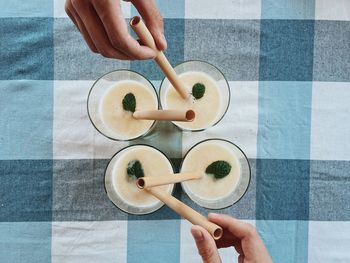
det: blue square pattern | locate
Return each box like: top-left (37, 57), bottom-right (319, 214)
top-left (127, 220), bottom-right (181, 263)
top-left (257, 81), bottom-right (312, 160)
top-left (310, 160), bottom-right (350, 221)
top-left (0, 80), bottom-right (53, 159)
top-left (0, 160), bottom-right (52, 222)
top-left (256, 159), bottom-right (310, 220)
top-left (257, 220), bottom-right (308, 263)
top-left (130, 19), bottom-right (185, 80)
top-left (0, 18), bottom-right (53, 80)
top-left (52, 159), bottom-right (128, 221)
top-left (313, 21), bottom-right (350, 82)
top-left (261, 0), bottom-right (315, 19)
top-left (184, 19), bottom-right (260, 81)
top-left (259, 20), bottom-right (314, 81)
top-left (0, 222), bottom-right (51, 263)
top-left (0, 0), bottom-right (52, 17)
top-left (0, 80), bottom-right (53, 160)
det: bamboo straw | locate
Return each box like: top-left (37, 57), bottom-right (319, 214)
top-left (133, 109), bottom-right (195, 122)
top-left (146, 187), bottom-right (223, 240)
top-left (136, 171), bottom-right (202, 189)
top-left (130, 16), bottom-right (189, 100)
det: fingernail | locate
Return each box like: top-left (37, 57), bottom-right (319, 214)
top-left (192, 228), bottom-right (204, 242)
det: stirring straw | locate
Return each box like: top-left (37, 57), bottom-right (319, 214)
top-left (130, 16), bottom-right (189, 100)
top-left (133, 109), bottom-right (195, 122)
top-left (136, 171), bottom-right (202, 189)
top-left (146, 187), bottom-right (223, 240)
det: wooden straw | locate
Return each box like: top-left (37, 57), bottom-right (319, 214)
top-left (136, 171), bottom-right (203, 189)
top-left (146, 187), bottom-right (223, 240)
top-left (130, 16), bottom-right (189, 100)
top-left (133, 109), bottom-right (195, 122)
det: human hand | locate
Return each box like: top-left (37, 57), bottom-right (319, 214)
top-left (65, 0), bottom-right (167, 60)
top-left (191, 213), bottom-right (272, 263)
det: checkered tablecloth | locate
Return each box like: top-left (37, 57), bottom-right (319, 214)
top-left (1, 0), bottom-right (350, 262)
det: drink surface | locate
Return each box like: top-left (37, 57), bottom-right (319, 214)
top-left (113, 146), bottom-right (173, 207)
top-left (100, 80), bottom-right (158, 140)
top-left (165, 71), bottom-right (221, 130)
top-left (181, 140), bottom-right (241, 201)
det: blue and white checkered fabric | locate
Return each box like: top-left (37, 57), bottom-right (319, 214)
top-left (1, 0), bottom-right (350, 262)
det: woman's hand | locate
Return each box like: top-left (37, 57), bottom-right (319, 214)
top-left (191, 213), bottom-right (273, 263)
top-left (65, 0), bottom-right (167, 60)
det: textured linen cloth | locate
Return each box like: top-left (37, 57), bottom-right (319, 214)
top-left (0, 0), bottom-right (350, 262)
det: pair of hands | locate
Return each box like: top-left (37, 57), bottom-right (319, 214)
top-left (65, 0), bottom-right (166, 60)
top-left (65, 2), bottom-right (272, 262)
top-left (191, 213), bottom-right (272, 263)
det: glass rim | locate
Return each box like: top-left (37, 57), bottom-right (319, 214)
top-left (87, 69), bottom-right (160, 142)
top-left (180, 138), bottom-right (251, 210)
top-left (159, 60), bottom-right (231, 132)
top-left (103, 143), bottom-right (176, 215)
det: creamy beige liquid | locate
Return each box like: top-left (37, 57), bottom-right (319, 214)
top-left (113, 146), bottom-right (173, 207)
top-left (181, 141), bottom-right (241, 200)
top-left (164, 71), bottom-right (221, 130)
top-left (100, 81), bottom-right (158, 140)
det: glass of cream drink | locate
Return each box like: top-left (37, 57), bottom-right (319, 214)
top-left (88, 70), bottom-right (158, 141)
top-left (159, 60), bottom-right (230, 131)
top-left (105, 145), bottom-right (175, 214)
top-left (180, 139), bottom-right (250, 209)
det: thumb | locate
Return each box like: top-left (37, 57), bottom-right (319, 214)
top-left (191, 225), bottom-right (221, 263)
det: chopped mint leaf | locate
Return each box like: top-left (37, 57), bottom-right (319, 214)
top-left (127, 160), bottom-right (144, 179)
top-left (122, 93), bottom-right (136, 112)
top-left (205, 160), bottom-right (231, 179)
top-left (192, 83), bottom-right (205, 99)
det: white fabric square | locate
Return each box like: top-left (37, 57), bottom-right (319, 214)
top-left (182, 81), bottom-right (258, 159)
top-left (315, 0), bottom-right (350, 21)
top-left (52, 221), bottom-right (127, 263)
top-left (308, 221), bottom-right (350, 263)
top-left (311, 82), bottom-right (350, 160)
top-left (53, 81), bottom-right (129, 159)
top-left (180, 219), bottom-right (255, 263)
top-left (185, 0), bottom-right (261, 19)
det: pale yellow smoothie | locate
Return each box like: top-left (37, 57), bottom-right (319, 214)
top-left (164, 71), bottom-right (221, 130)
top-left (181, 140), bottom-right (241, 201)
top-left (112, 145), bottom-right (173, 207)
top-left (99, 80), bottom-right (158, 140)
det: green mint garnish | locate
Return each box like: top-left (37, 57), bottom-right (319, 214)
top-left (122, 93), bottom-right (136, 112)
top-left (127, 160), bottom-right (144, 179)
top-left (205, 160), bottom-right (231, 179)
top-left (192, 83), bottom-right (205, 99)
